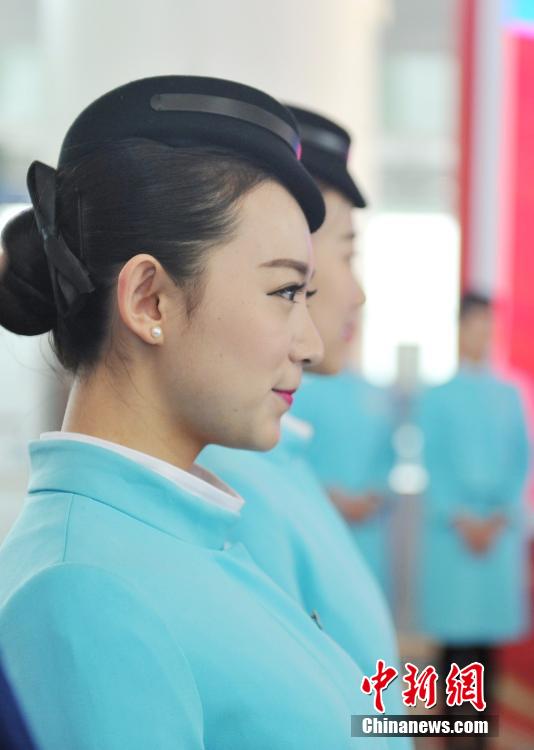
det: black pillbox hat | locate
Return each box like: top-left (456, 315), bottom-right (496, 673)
top-left (286, 105), bottom-right (367, 208)
top-left (58, 76), bottom-right (325, 232)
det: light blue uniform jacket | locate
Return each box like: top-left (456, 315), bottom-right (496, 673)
top-left (416, 368), bottom-right (531, 643)
top-left (291, 371), bottom-right (396, 594)
top-left (201, 422), bottom-right (412, 744)
top-left (0, 439), bottom-right (387, 750)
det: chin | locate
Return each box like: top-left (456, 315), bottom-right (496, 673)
top-left (226, 419), bottom-right (281, 453)
top-left (252, 422), bottom-right (281, 452)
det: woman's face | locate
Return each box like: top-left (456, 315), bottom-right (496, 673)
top-left (160, 181), bottom-right (324, 452)
top-left (306, 188), bottom-right (365, 375)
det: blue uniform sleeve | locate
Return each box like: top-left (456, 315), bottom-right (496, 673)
top-left (0, 564), bottom-right (205, 750)
top-left (225, 472), bottom-right (304, 604)
top-left (416, 389), bottom-right (469, 525)
top-left (490, 386), bottom-right (531, 524)
top-left (367, 389), bottom-right (396, 500)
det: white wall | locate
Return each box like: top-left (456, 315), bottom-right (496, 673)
top-left (35, 0), bottom-right (387, 191)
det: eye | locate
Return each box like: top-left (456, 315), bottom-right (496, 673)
top-left (268, 283), bottom-right (307, 303)
top-left (306, 289), bottom-right (318, 300)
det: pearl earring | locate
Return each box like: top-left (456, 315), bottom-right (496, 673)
top-left (151, 326), bottom-right (162, 339)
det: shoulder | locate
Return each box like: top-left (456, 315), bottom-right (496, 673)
top-left (0, 561), bottom-right (200, 699)
top-left (490, 373), bottom-right (522, 397)
top-left (0, 563), bottom-right (205, 749)
top-left (363, 380), bottom-right (392, 415)
top-left (1, 562), bottom-right (154, 633)
top-left (416, 379), bottom-right (452, 407)
top-left (291, 374), bottom-right (324, 414)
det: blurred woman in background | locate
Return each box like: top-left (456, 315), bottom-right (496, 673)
top-left (201, 107), bottom-right (410, 742)
top-left (416, 291), bottom-right (530, 748)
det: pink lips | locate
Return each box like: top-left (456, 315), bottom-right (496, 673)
top-left (273, 390), bottom-right (295, 407)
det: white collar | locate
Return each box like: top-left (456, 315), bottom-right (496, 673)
top-left (40, 431), bottom-right (244, 514)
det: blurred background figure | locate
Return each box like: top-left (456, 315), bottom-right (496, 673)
top-left (200, 106), bottom-right (413, 740)
top-left (415, 291), bottom-right (530, 748)
top-left (288, 101), bottom-right (400, 600)
top-left (292, 347), bottom-right (397, 599)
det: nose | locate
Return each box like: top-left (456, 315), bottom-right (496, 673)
top-left (290, 304), bottom-right (324, 367)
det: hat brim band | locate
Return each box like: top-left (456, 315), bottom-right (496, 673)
top-left (299, 123), bottom-right (349, 161)
top-left (150, 93), bottom-right (300, 157)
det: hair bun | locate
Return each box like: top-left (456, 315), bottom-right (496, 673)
top-left (0, 209), bottom-right (57, 335)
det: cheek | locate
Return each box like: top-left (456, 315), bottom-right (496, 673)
top-left (195, 295), bottom-right (291, 381)
top-left (314, 270), bottom-right (348, 333)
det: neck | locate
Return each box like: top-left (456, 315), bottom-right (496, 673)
top-left (62, 364), bottom-right (201, 471)
top-left (459, 353), bottom-right (486, 369)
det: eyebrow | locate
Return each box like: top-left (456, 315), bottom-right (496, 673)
top-left (341, 230), bottom-right (357, 241)
top-left (259, 258), bottom-right (310, 277)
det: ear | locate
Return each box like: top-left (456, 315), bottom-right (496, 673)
top-left (116, 254), bottom-right (177, 345)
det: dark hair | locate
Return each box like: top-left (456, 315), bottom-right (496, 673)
top-left (0, 139), bottom-right (273, 373)
top-left (459, 290), bottom-right (492, 320)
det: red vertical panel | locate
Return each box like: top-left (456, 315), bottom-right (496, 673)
top-left (494, 31), bottom-right (534, 512)
top-left (494, 29), bottom-right (519, 372)
top-left (506, 34), bottom-right (534, 374)
top-left (496, 31), bottom-right (534, 377)
top-left (491, 36), bottom-right (534, 741)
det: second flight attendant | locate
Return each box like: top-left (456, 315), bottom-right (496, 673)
top-left (201, 106), bottom-right (410, 745)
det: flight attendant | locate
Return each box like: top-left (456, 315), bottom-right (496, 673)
top-left (0, 77), bottom-right (387, 749)
top-left (292, 366), bottom-right (396, 595)
top-left (416, 291), bottom-right (530, 743)
top-left (284, 109), bottom-right (396, 599)
top-left (201, 107), bottom-right (410, 738)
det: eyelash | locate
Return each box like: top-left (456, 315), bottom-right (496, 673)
top-left (269, 284), bottom-right (318, 304)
